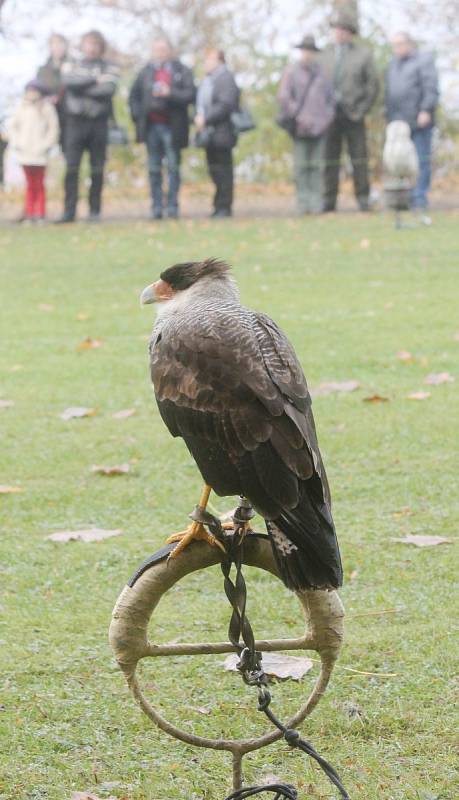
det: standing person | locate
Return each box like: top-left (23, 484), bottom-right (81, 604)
top-left (129, 38), bottom-right (195, 220)
top-left (195, 49), bottom-right (240, 218)
top-left (57, 30), bottom-right (119, 223)
top-left (385, 32), bottom-right (439, 212)
top-left (37, 33), bottom-right (68, 145)
top-left (277, 35), bottom-right (335, 215)
top-left (321, 13), bottom-right (379, 212)
top-left (7, 80), bottom-right (58, 222)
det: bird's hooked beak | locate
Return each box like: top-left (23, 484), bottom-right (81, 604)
top-left (140, 283), bottom-right (156, 305)
top-left (140, 279), bottom-right (174, 306)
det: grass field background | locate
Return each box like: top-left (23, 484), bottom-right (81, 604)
top-left (0, 212), bottom-right (457, 800)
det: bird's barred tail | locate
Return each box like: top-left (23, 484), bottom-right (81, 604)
top-left (266, 490), bottom-right (343, 592)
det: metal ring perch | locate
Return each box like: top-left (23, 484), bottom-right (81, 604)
top-left (109, 533), bottom-right (345, 793)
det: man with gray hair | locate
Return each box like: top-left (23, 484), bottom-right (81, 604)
top-left (385, 32), bottom-right (439, 210)
top-left (129, 38), bottom-right (195, 219)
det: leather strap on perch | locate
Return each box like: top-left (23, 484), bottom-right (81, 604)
top-left (109, 533), bottom-right (345, 794)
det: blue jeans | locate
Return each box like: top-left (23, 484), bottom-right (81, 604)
top-left (146, 123), bottom-right (181, 216)
top-left (411, 126), bottom-right (433, 208)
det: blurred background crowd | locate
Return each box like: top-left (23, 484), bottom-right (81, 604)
top-left (0, 0), bottom-right (457, 222)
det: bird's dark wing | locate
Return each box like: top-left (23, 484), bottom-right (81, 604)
top-left (150, 309), bottom-right (328, 508)
top-left (251, 311), bottom-right (331, 505)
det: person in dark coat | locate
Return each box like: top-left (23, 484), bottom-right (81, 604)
top-left (129, 38), bottom-right (196, 219)
top-left (385, 32), bottom-right (439, 210)
top-left (321, 12), bottom-right (379, 212)
top-left (56, 30), bottom-right (119, 223)
top-left (195, 49), bottom-right (240, 218)
top-left (36, 33), bottom-right (68, 145)
top-left (278, 35), bottom-right (335, 214)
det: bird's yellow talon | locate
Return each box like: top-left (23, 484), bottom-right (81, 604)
top-left (166, 520), bottom-right (226, 560)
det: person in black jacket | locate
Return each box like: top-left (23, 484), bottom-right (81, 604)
top-left (56, 30), bottom-right (119, 223)
top-left (195, 49), bottom-right (240, 218)
top-left (129, 38), bottom-right (196, 220)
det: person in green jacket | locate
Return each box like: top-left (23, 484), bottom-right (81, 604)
top-left (321, 12), bottom-right (379, 212)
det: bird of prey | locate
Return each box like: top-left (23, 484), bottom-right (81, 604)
top-left (141, 259), bottom-right (343, 592)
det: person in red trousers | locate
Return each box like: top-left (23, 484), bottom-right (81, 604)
top-left (7, 80), bottom-right (59, 222)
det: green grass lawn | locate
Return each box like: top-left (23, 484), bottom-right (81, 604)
top-left (0, 212), bottom-right (457, 800)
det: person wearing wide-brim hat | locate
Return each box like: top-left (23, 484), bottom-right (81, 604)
top-left (321, 12), bottom-right (379, 212)
top-left (277, 34), bottom-right (335, 214)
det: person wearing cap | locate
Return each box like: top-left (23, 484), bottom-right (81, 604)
top-left (6, 80), bottom-right (59, 222)
top-left (278, 35), bottom-right (335, 214)
top-left (385, 32), bottom-right (439, 211)
top-left (57, 30), bottom-right (120, 223)
top-left (321, 12), bottom-right (379, 212)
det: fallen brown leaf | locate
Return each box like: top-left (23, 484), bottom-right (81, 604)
top-left (360, 238), bottom-right (371, 248)
top-left (90, 463), bottom-right (130, 476)
top-left (60, 407), bottom-right (96, 420)
top-left (392, 507), bottom-right (414, 518)
top-left (311, 380), bottom-right (360, 397)
top-left (224, 652), bottom-right (313, 681)
top-left (71, 793), bottom-right (119, 800)
top-left (363, 395), bottom-right (389, 403)
top-left (392, 534), bottom-right (452, 548)
top-left (424, 372), bottom-right (454, 385)
top-left (0, 485), bottom-right (22, 494)
top-left (112, 408), bottom-right (136, 419)
top-left (396, 350), bottom-right (414, 363)
top-left (0, 399), bottom-right (14, 410)
top-left (47, 528), bottom-right (122, 543)
top-left (407, 391), bottom-right (431, 400)
top-left (77, 337), bottom-right (102, 351)
top-left (37, 303), bottom-right (54, 312)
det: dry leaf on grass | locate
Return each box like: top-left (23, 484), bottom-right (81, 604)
top-left (392, 507), bottom-right (414, 519)
top-left (424, 372), bottom-right (454, 385)
top-left (0, 485), bottom-right (22, 494)
top-left (0, 399), bottom-right (14, 410)
top-left (112, 408), bottom-right (136, 419)
top-left (60, 407), bottom-right (96, 420)
top-left (47, 528), bottom-right (122, 543)
top-left (396, 350), bottom-right (414, 363)
top-left (407, 391), bottom-right (431, 400)
top-left (190, 705), bottom-right (212, 715)
top-left (224, 652), bottom-right (313, 681)
top-left (363, 394), bottom-right (389, 403)
top-left (311, 380), bottom-right (360, 397)
top-left (72, 793), bottom-right (119, 800)
top-left (392, 534), bottom-right (452, 548)
top-left (77, 337), bottom-right (102, 350)
top-left (453, 331), bottom-right (459, 342)
top-left (360, 238), bottom-right (371, 248)
top-left (37, 303), bottom-right (54, 312)
top-left (90, 463), bottom-right (130, 476)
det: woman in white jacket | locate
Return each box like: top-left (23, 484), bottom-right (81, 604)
top-left (8, 80), bottom-right (59, 221)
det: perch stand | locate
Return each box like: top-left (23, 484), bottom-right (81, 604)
top-left (109, 534), bottom-right (345, 794)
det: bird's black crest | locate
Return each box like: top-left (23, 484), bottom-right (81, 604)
top-left (160, 258), bottom-right (231, 291)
